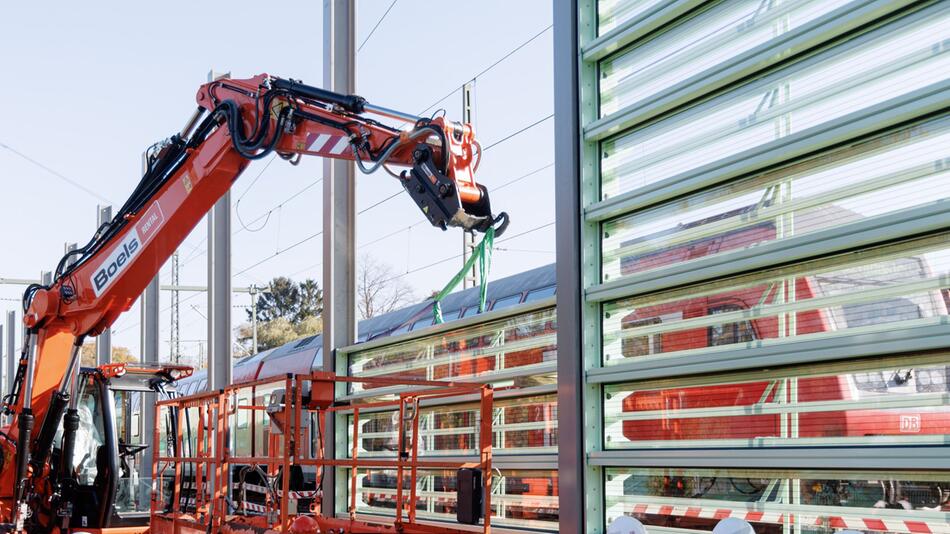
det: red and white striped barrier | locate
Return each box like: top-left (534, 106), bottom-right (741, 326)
top-left (232, 482), bottom-right (319, 500)
top-left (622, 503), bottom-right (950, 534)
top-left (240, 501), bottom-right (269, 513)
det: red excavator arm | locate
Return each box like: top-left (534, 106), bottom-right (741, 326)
top-left (0, 73), bottom-right (508, 532)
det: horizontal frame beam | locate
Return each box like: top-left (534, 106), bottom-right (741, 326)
top-left (587, 322), bottom-right (950, 383)
top-left (582, 0), bottom-right (704, 62)
top-left (589, 446), bottom-right (950, 470)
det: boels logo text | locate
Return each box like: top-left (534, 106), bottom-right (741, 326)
top-left (91, 202), bottom-right (165, 297)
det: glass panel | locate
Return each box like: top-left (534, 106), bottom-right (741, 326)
top-left (525, 285), bottom-right (556, 302)
top-left (602, 234), bottom-right (950, 365)
top-left (114, 477), bottom-right (153, 514)
top-left (348, 307), bottom-right (557, 395)
top-left (54, 378), bottom-right (106, 486)
top-left (600, 0), bottom-right (851, 117)
top-left (411, 317), bottom-right (433, 331)
top-left (347, 468), bottom-right (559, 530)
top-left (605, 467), bottom-right (950, 533)
top-left (347, 394), bottom-right (558, 457)
top-left (605, 355), bottom-right (950, 448)
top-left (492, 294), bottom-right (524, 310)
top-left (600, 9), bottom-right (950, 199)
top-left (602, 116), bottom-right (950, 283)
top-left (598, 0), bottom-right (667, 35)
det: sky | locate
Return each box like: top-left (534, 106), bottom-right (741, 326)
top-left (0, 1), bottom-right (555, 362)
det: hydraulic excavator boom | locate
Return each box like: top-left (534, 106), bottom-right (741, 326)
top-left (0, 73), bottom-right (508, 534)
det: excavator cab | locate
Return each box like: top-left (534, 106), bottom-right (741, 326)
top-left (44, 364), bottom-right (190, 531)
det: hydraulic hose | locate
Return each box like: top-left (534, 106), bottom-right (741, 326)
top-left (351, 126), bottom-right (440, 175)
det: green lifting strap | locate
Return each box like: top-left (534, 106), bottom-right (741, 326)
top-left (433, 226), bottom-right (495, 324)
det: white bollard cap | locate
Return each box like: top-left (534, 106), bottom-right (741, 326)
top-left (607, 516), bottom-right (648, 534)
top-left (713, 517), bottom-right (756, 534)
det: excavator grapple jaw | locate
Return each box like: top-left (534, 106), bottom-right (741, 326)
top-left (401, 145), bottom-right (509, 236)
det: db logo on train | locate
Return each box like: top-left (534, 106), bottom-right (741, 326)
top-left (900, 414), bottom-right (921, 433)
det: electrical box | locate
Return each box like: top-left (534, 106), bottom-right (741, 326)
top-left (456, 468), bottom-right (483, 525)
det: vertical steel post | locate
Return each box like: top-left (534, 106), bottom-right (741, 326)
top-left (139, 275), bottom-right (160, 480)
top-left (322, 0), bottom-right (356, 518)
top-left (461, 82), bottom-right (478, 289)
top-left (208, 69), bottom-right (233, 392)
top-left (97, 205), bottom-right (113, 365)
top-left (250, 287), bottom-right (259, 355)
top-left (555, 0), bottom-right (584, 533)
top-left (5, 311), bottom-right (14, 421)
top-left (170, 251), bottom-right (181, 363)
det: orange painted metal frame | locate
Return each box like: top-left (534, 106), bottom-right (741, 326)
top-left (150, 372), bottom-right (494, 534)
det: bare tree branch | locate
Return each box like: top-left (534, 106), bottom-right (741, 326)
top-left (358, 254), bottom-right (416, 320)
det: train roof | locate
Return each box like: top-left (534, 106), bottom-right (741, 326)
top-left (175, 263), bottom-right (557, 390)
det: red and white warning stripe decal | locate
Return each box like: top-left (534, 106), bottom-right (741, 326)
top-left (232, 482), bottom-right (318, 500)
top-left (624, 503), bottom-right (950, 534)
top-left (306, 133), bottom-right (351, 156)
top-left (240, 501), bottom-right (269, 513)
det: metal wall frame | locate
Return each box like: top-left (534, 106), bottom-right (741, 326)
top-left (586, 1), bottom-right (946, 222)
top-left (585, 0), bottom-right (914, 139)
top-left (557, 0), bottom-right (950, 532)
top-left (333, 297), bottom-right (561, 531)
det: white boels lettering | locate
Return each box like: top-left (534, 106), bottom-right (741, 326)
top-left (91, 232), bottom-right (141, 296)
top-left (90, 202), bottom-right (166, 297)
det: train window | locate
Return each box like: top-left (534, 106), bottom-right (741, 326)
top-left (853, 371), bottom-right (889, 393)
top-left (411, 317), bottom-right (433, 331)
top-left (460, 306), bottom-right (478, 318)
top-left (708, 305), bottom-right (756, 346)
top-left (621, 317), bottom-right (662, 358)
top-left (525, 285), bottom-right (555, 302)
top-left (841, 298), bottom-right (922, 328)
top-left (492, 294), bottom-right (523, 311)
top-left (916, 366), bottom-right (949, 393)
top-left (391, 323), bottom-right (411, 336)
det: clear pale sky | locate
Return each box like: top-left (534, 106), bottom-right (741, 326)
top-left (0, 1), bottom-right (554, 361)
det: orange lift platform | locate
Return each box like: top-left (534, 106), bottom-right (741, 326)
top-left (150, 372), bottom-right (494, 534)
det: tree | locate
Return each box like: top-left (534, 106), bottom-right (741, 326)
top-left (238, 276), bottom-right (324, 352)
top-left (248, 277), bottom-right (323, 324)
top-left (297, 279), bottom-right (323, 321)
top-left (80, 343), bottom-right (138, 367)
top-left (357, 254), bottom-right (416, 320)
top-left (236, 314), bottom-right (323, 352)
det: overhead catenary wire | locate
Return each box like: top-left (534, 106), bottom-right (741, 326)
top-left (482, 114), bottom-right (554, 152)
top-left (358, 0), bottom-right (399, 52)
top-left (0, 141), bottom-right (115, 204)
top-left (379, 220), bottom-right (555, 284)
top-left (233, 229), bottom-right (323, 279)
top-left (415, 24), bottom-right (553, 118)
top-left (351, 119), bottom-right (554, 215)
